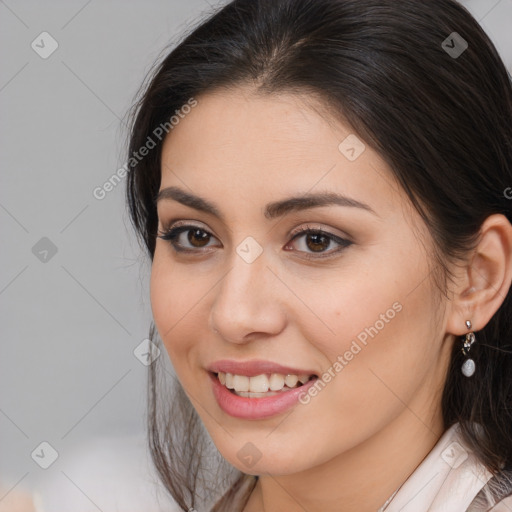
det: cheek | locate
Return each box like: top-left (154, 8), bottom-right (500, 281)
top-left (286, 260), bottom-right (402, 361)
top-left (149, 253), bottom-right (196, 365)
top-left (296, 234), bottom-right (432, 358)
top-left (288, 244), bottom-right (436, 412)
top-left (149, 249), bottom-right (222, 391)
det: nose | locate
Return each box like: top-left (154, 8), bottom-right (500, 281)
top-left (209, 248), bottom-right (286, 344)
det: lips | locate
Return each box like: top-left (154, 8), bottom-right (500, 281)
top-left (206, 359), bottom-right (319, 419)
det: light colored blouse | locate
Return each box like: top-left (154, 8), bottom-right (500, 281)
top-left (382, 423), bottom-right (512, 511)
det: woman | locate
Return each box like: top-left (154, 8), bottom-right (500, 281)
top-left (125, 0), bottom-right (512, 510)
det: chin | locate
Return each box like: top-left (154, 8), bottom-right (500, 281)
top-left (215, 438), bottom-right (319, 476)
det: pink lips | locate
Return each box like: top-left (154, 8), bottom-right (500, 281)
top-left (206, 359), bottom-right (318, 420)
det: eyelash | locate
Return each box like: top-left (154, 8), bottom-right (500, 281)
top-left (156, 222), bottom-right (352, 260)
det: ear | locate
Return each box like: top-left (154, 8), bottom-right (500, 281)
top-left (446, 214), bottom-right (512, 336)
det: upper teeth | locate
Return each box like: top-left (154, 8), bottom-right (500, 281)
top-left (218, 372), bottom-right (312, 393)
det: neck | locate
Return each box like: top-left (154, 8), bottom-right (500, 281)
top-left (243, 405), bottom-right (445, 512)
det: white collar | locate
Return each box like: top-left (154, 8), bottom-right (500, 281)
top-left (384, 423), bottom-right (493, 512)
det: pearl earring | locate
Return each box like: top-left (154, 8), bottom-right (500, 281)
top-left (461, 320), bottom-right (476, 377)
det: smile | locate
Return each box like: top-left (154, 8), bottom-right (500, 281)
top-left (215, 371), bottom-right (314, 397)
top-left (208, 370), bottom-right (319, 420)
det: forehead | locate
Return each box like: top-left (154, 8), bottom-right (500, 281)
top-left (159, 86), bottom-right (406, 219)
top-left (163, 87), bottom-right (342, 158)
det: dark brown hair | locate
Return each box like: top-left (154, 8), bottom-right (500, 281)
top-left (125, 0), bottom-right (512, 510)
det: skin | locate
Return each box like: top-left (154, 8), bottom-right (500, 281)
top-left (150, 85), bottom-right (512, 512)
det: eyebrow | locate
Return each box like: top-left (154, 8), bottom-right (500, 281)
top-left (155, 186), bottom-right (377, 221)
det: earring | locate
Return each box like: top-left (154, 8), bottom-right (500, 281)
top-left (461, 320), bottom-right (476, 377)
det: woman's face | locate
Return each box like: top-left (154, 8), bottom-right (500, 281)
top-left (150, 86), bottom-right (453, 476)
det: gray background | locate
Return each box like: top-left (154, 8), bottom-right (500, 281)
top-left (0, 1), bottom-right (511, 511)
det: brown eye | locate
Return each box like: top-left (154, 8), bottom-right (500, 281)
top-left (187, 228), bottom-right (211, 247)
top-left (157, 225), bottom-right (220, 252)
top-left (286, 227), bottom-right (352, 259)
top-left (303, 233), bottom-right (331, 252)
